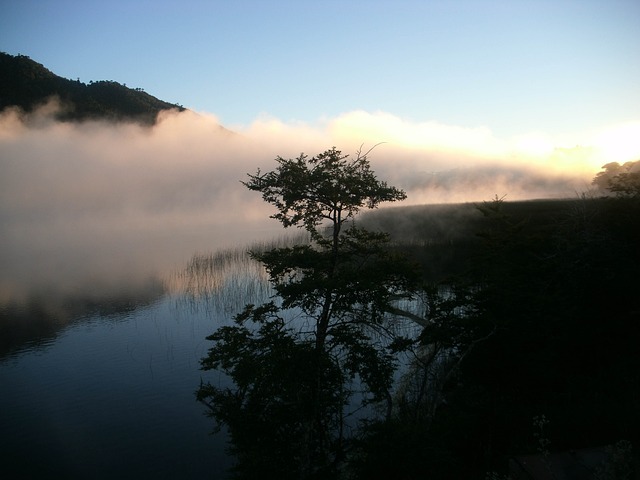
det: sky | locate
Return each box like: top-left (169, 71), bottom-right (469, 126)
top-left (1, 0), bottom-right (640, 301)
top-left (1, 0), bottom-right (639, 139)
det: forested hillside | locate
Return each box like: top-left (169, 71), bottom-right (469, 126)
top-left (0, 52), bottom-right (184, 124)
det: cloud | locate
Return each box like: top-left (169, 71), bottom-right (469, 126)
top-left (0, 106), bottom-right (275, 302)
top-left (0, 103), bottom-right (632, 303)
top-left (234, 110), bottom-right (621, 203)
top-left (327, 110), bottom-right (505, 159)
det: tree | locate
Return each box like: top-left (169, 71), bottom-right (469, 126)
top-left (608, 170), bottom-right (640, 198)
top-left (197, 147), bottom-right (415, 478)
top-left (592, 160), bottom-right (640, 198)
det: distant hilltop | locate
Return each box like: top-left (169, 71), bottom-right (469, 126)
top-left (0, 52), bottom-right (186, 124)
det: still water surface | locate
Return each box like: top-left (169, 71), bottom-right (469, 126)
top-left (0, 236), bottom-right (419, 479)
top-left (0, 250), bottom-right (271, 479)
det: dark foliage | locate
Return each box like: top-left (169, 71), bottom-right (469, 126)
top-left (197, 308), bottom-right (343, 480)
top-left (350, 195), bottom-right (640, 479)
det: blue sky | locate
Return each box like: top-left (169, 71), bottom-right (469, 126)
top-left (2, 0), bottom-right (638, 139)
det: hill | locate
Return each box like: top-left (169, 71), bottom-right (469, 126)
top-left (0, 52), bottom-right (185, 124)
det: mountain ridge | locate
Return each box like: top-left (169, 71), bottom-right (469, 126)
top-left (0, 52), bottom-right (186, 124)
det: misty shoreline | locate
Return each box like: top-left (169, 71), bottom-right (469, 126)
top-left (0, 195), bottom-right (593, 359)
top-left (0, 104), bottom-right (606, 358)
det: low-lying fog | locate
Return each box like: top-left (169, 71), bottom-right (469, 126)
top-left (0, 102), bottom-right (615, 306)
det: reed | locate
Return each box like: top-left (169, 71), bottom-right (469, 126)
top-left (168, 232), bottom-right (310, 317)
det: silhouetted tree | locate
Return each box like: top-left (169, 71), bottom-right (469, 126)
top-left (197, 147), bottom-right (415, 478)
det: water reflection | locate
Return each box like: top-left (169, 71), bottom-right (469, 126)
top-left (0, 277), bottom-right (166, 360)
top-left (0, 235), bottom-right (294, 359)
top-left (0, 239), bottom-right (285, 479)
top-left (1, 231), bottom-right (429, 479)
top-left (0, 294), bottom-right (233, 478)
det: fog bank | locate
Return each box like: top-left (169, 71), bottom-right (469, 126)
top-left (1, 104), bottom-right (627, 303)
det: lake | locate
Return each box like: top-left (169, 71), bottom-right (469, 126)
top-left (0, 247), bottom-right (274, 479)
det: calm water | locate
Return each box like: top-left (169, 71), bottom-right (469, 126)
top-left (0, 250), bottom-right (272, 479)
top-left (0, 238), bottom-right (421, 479)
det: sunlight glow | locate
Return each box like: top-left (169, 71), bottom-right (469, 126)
top-left (511, 133), bottom-right (555, 158)
top-left (328, 111), bottom-right (505, 158)
top-left (592, 122), bottom-right (640, 165)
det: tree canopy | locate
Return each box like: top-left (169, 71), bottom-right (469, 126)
top-left (243, 146), bottom-right (406, 235)
top-left (592, 160), bottom-right (640, 198)
top-left (198, 147), bottom-right (416, 478)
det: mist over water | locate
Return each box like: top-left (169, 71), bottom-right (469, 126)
top-left (0, 103), bottom-right (603, 308)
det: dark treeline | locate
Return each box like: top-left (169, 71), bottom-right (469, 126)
top-left (0, 52), bottom-right (185, 124)
top-left (352, 193), bottom-right (640, 478)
